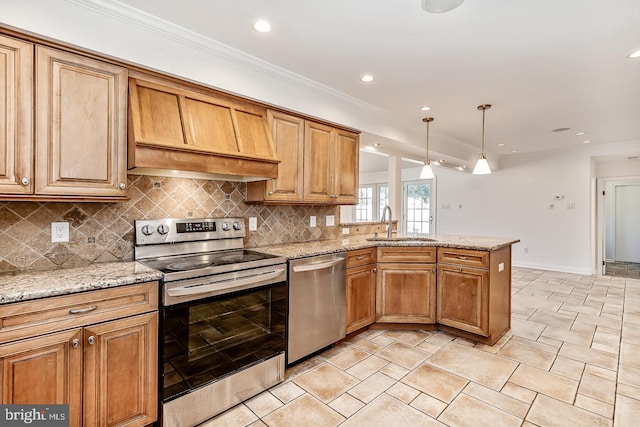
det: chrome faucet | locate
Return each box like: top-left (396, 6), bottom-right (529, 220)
top-left (381, 205), bottom-right (393, 238)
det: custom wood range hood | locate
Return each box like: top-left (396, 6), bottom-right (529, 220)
top-left (127, 76), bottom-right (280, 182)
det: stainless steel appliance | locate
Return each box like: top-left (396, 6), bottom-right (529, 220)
top-left (287, 252), bottom-right (346, 364)
top-left (134, 218), bottom-right (287, 427)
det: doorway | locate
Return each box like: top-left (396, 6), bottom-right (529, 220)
top-left (599, 178), bottom-right (640, 278)
top-left (402, 180), bottom-right (434, 234)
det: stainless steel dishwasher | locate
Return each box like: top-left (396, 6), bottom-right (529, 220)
top-left (288, 252), bottom-right (346, 364)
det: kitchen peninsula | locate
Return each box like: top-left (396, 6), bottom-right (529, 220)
top-left (261, 234), bottom-right (519, 346)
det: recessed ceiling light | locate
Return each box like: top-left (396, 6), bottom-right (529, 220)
top-left (511, 149), bottom-right (519, 153)
top-left (420, 106), bottom-right (432, 111)
top-left (252, 19), bottom-right (272, 33)
top-left (551, 127), bottom-right (571, 133)
top-left (575, 132), bottom-right (587, 136)
top-left (497, 143), bottom-right (505, 147)
top-left (372, 143), bottom-right (381, 147)
top-left (582, 140), bottom-right (591, 144)
top-left (628, 50), bottom-right (640, 59)
top-left (361, 74), bottom-right (374, 83)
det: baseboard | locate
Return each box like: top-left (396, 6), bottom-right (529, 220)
top-left (512, 261), bottom-right (592, 276)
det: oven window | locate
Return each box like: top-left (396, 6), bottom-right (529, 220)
top-left (162, 282), bottom-right (287, 402)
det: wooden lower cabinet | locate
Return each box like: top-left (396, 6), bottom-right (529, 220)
top-left (346, 248), bottom-right (377, 334)
top-left (0, 329), bottom-right (83, 425)
top-left (376, 262), bottom-right (436, 324)
top-left (0, 282), bottom-right (158, 427)
top-left (437, 265), bottom-right (490, 336)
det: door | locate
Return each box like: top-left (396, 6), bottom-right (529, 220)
top-left (0, 329), bottom-right (83, 427)
top-left (437, 265), bottom-right (490, 336)
top-left (345, 263), bottom-right (376, 334)
top-left (264, 110), bottom-right (304, 201)
top-left (83, 312), bottom-right (157, 427)
top-left (403, 180), bottom-right (434, 234)
top-left (35, 46), bottom-right (127, 197)
top-left (333, 129), bottom-right (359, 204)
top-left (376, 262), bottom-right (436, 323)
top-left (0, 35), bottom-right (33, 195)
top-left (303, 121), bottom-right (333, 203)
top-left (615, 184), bottom-right (640, 262)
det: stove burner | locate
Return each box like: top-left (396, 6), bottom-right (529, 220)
top-left (167, 260), bottom-right (213, 271)
top-left (219, 254), bottom-right (263, 263)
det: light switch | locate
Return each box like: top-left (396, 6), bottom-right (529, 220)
top-left (498, 262), bottom-right (505, 272)
top-left (310, 216), bottom-right (316, 227)
top-left (342, 228), bottom-right (350, 235)
top-left (326, 215), bottom-right (335, 226)
top-left (248, 217), bottom-right (257, 231)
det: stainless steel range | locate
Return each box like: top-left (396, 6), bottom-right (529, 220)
top-left (134, 217), bottom-right (287, 427)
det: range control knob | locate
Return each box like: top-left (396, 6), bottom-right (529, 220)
top-left (141, 225), bottom-right (155, 236)
top-left (232, 221), bottom-right (242, 231)
top-left (157, 225), bottom-right (170, 235)
top-left (221, 222), bottom-right (231, 231)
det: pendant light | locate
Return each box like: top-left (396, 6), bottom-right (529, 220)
top-left (419, 117), bottom-right (435, 179)
top-left (472, 104), bottom-right (492, 175)
top-left (421, 0), bottom-right (465, 14)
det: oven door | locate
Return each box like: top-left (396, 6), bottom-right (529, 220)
top-left (161, 269), bottom-right (287, 405)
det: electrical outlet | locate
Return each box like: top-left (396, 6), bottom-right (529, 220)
top-left (248, 217), bottom-right (257, 231)
top-left (51, 222), bottom-right (69, 243)
top-left (342, 227), bottom-right (350, 235)
top-left (310, 216), bottom-right (317, 227)
top-left (524, 247), bottom-right (529, 254)
top-left (326, 215), bottom-right (335, 226)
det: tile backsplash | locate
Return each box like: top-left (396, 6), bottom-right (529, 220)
top-left (0, 175), bottom-right (352, 273)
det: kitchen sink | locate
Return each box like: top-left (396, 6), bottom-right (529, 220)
top-left (366, 236), bottom-right (438, 242)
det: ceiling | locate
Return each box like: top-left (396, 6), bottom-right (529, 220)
top-left (115, 0), bottom-right (640, 167)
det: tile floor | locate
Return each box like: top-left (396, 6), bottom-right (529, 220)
top-left (201, 267), bottom-right (640, 426)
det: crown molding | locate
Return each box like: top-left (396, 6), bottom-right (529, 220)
top-left (67, 0), bottom-right (385, 113)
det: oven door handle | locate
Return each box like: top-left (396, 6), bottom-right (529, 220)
top-left (166, 269), bottom-right (285, 297)
top-left (292, 258), bottom-right (345, 273)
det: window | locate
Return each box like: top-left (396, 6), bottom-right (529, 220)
top-left (355, 183), bottom-right (388, 222)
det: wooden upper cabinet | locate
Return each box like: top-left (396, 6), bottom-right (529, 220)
top-left (0, 35), bottom-right (33, 195)
top-left (34, 46), bottom-right (128, 197)
top-left (333, 129), bottom-right (359, 204)
top-left (303, 121), bottom-right (334, 203)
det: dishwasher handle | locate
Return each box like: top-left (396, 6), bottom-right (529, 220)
top-left (292, 257), bottom-right (345, 273)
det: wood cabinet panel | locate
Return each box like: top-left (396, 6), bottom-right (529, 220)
top-left (0, 35), bottom-right (32, 195)
top-left (376, 262), bottom-right (436, 324)
top-left (437, 266), bottom-right (489, 336)
top-left (235, 108), bottom-right (275, 158)
top-left (35, 45), bottom-right (127, 197)
top-left (437, 247), bottom-right (489, 269)
top-left (0, 328), bottom-right (83, 427)
top-left (346, 263), bottom-right (377, 334)
top-left (83, 312), bottom-right (157, 427)
top-left (183, 96), bottom-right (238, 153)
top-left (131, 83), bottom-right (185, 146)
top-left (377, 247), bottom-right (436, 263)
top-left (346, 247), bottom-right (376, 268)
top-left (303, 121), bottom-right (333, 202)
top-left (333, 129), bottom-right (359, 203)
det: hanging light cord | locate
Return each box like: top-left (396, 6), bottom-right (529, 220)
top-left (422, 117), bottom-right (434, 163)
top-left (477, 104), bottom-right (491, 156)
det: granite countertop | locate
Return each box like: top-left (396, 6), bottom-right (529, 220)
top-left (258, 234), bottom-right (520, 259)
top-left (0, 261), bottom-right (163, 305)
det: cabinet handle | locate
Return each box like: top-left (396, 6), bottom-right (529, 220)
top-left (458, 267), bottom-right (463, 272)
top-left (21, 177), bottom-right (30, 186)
top-left (71, 338), bottom-right (79, 348)
top-left (373, 267), bottom-right (377, 273)
top-left (69, 305), bottom-right (97, 315)
top-left (268, 191), bottom-right (274, 195)
top-left (356, 255), bottom-right (366, 260)
top-left (118, 182), bottom-right (126, 190)
top-left (87, 336), bottom-right (96, 345)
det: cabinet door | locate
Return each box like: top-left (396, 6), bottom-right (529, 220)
top-left (333, 129), bottom-right (359, 204)
top-left (264, 110), bottom-right (304, 201)
top-left (376, 263), bottom-right (436, 323)
top-left (346, 263), bottom-right (376, 334)
top-left (437, 265), bottom-right (490, 336)
top-left (35, 46), bottom-right (127, 197)
top-left (83, 312), bottom-right (158, 427)
top-left (303, 121), bottom-right (333, 203)
top-left (0, 329), bottom-right (83, 427)
top-left (0, 35), bottom-right (33, 195)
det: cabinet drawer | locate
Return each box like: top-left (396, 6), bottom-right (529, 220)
top-left (347, 248), bottom-right (376, 268)
top-left (0, 281), bottom-right (158, 345)
top-left (377, 246), bottom-right (436, 263)
top-left (437, 248), bottom-right (489, 269)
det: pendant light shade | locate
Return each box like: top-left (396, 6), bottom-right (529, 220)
top-left (472, 104), bottom-right (492, 175)
top-left (421, 0), bottom-right (465, 14)
top-left (420, 117), bottom-right (435, 179)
